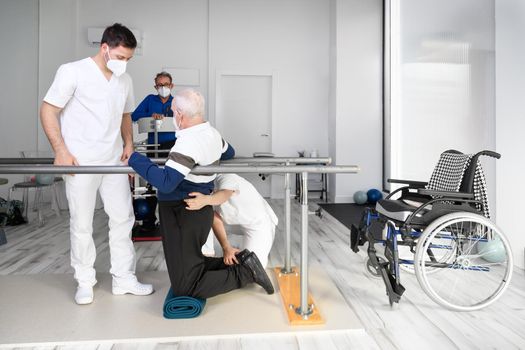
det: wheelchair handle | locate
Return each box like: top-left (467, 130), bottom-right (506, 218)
top-left (477, 150), bottom-right (501, 159)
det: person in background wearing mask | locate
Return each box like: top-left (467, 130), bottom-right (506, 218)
top-left (130, 72), bottom-right (176, 235)
top-left (40, 23), bottom-right (154, 305)
top-left (132, 72), bottom-right (176, 158)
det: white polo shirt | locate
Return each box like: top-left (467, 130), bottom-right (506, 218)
top-left (44, 58), bottom-right (135, 164)
top-left (214, 174), bottom-right (278, 226)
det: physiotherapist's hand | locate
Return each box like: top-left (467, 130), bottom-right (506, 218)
top-left (122, 149), bottom-right (136, 179)
top-left (223, 245), bottom-right (240, 265)
top-left (151, 113), bottom-right (164, 120)
top-left (121, 144), bottom-right (134, 163)
top-left (184, 192), bottom-right (209, 210)
top-left (54, 149), bottom-right (79, 176)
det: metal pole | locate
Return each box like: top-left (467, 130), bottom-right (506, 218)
top-left (154, 120), bottom-right (159, 159)
top-left (281, 162), bottom-right (292, 274)
top-left (0, 165), bottom-right (359, 175)
top-left (220, 157), bottom-right (332, 165)
top-left (296, 171), bottom-right (312, 318)
top-left (0, 157), bottom-right (332, 165)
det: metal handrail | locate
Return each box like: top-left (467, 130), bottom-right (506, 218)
top-left (0, 164), bottom-right (356, 175)
top-left (0, 156), bottom-right (332, 165)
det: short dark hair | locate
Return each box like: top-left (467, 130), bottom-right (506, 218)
top-left (101, 23), bottom-right (137, 49)
top-left (155, 72), bottom-right (173, 84)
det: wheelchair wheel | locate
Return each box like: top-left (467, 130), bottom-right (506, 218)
top-left (365, 256), bottom-right (386, 278)
top-left (414, 212), bottom-right (513, 311)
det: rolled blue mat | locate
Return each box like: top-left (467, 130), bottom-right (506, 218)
top-left (163, 288), bottom-right (206, 319)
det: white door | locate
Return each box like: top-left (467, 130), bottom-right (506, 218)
top-left (216, 74), bottom-right (273, 197)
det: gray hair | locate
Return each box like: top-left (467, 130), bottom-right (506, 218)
top-left (154, 71), bottom-right (173, 84)
top-left (173, 89), bottom-right (205, 119)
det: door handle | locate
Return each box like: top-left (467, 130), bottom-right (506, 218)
top-left (261, 134), bottom-right (270, 137)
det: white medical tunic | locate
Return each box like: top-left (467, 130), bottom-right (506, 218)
top-left (214, 174), bottom-right (278, 226)
top-left (44, 57), bottom-right (135, 164)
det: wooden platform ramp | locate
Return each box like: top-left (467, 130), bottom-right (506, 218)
top-left (274, 267), bottom-right (325, 325)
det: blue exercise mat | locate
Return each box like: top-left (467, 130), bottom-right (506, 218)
top-left (163, 288), bottom-right (206, 319)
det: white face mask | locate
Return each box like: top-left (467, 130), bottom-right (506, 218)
top-left (157, 86), bottom-right (171, 98)
top-left (105, 47), bottom-right (127, 77)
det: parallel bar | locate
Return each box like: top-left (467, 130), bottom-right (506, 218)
top-left (0, 162), bottom-right (358, 323)
top-left (0, 157), bottom-right (332, 165)
top-left (298, 171), bottom-right (311, 318)
top-left (0, 165), bottom-right (359, 175)
top-left (154, 122), bottom-right (159, 159)
top-left (221, 157), bottom-right (331, 165)
top-left (282, 165), bottom-right (292, 274)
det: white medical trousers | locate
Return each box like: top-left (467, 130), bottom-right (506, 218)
top-left (64, 171), bottom-right (136, 287)
top-left (241, 220), bottom-right (275, 268)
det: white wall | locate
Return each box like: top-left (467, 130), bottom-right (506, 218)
top-left (1, 0), bottom-right (383, 202)
top-left (0, 0), bottom-right (39, 198)
top-left (37, 0), bottom-right (78, 151)
top-left (495, 0), bottom-right (525, 268)
top-left (328, 0), bottom-right (383, 202)
top-left (208, 0), bottom-right (331, 198)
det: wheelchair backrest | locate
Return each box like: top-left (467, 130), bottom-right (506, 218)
top-left (426, 150), bottom-right (490, 218)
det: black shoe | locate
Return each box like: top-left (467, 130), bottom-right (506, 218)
top-left (235, 249), bottom-right (251, 263)
top-left (242, 252), bottom-right (274, 294)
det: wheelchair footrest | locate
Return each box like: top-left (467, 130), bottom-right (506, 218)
top-left (377, 262), bottom-right (405, 306)
top-left (350, 224), bottom-right (367, 253)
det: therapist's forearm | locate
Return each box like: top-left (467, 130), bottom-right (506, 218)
top-left (40, 102), bottom-right (68, 154)
top-left (212, 213), bottom-right (232, 250)
top-left (121, 113), bottom-right (133, 146)
top-left (208, 190), bottom-right (235, 206)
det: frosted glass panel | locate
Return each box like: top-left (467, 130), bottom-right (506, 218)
top-left (386, 0), bottom-right (495, 188)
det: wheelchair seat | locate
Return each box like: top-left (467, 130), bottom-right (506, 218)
top-left (376, 149), bottom-right (491, 226)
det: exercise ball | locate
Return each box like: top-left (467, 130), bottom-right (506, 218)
top-left (477, 237), bottom-right (506, 263)
top-left (353, 191), bottom-right (368, 205)
top-left (133, 198), bottom-right (151, 221)
top-left (35, 174), bottom-right (55, 185)
top-left (367, 189), bottom-right (383, 204)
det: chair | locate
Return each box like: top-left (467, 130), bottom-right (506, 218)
top-left (350, 149), bottom-right (513, 311)
top-left (7, 151), bottom-right (62, 226)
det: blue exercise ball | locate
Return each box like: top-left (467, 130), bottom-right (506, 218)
top-left (35, 174), bottom-right (55, 185)
top-left (477, 237), bottom-right (506, 263)
top-left (353, 191), bottom-right (368, 205)
top-left (367, 189), bottom-right (383, 204)
top-left (133, 198), bottom-right (151, 221)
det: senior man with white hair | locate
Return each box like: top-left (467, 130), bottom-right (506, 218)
top-left (128, 89), bottom-right (274, 299)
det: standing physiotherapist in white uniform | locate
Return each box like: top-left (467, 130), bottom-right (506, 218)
top-left (40, 23), bottom-right (153, 305)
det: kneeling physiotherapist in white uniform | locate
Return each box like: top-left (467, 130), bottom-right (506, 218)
top-left (40, 23), bottom-right (153, 305)
top-left (185, 174), bottom-right (278, 268)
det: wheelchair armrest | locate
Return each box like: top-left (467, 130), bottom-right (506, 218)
top-left (417, 189), bottom-right (474, 199)
top-left (387, 179), bottom-right (428, 188)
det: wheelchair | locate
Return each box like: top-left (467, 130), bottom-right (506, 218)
top-left (350, 150), bottom-right (513, 311)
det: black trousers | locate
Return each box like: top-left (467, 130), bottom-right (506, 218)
top-left (159, 200), bottom-right (254, 299)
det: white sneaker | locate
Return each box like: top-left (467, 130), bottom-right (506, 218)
top-left (112, 277), bottom-right (154, 296)
top-left (75, 285), bottom-right (94, 305)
